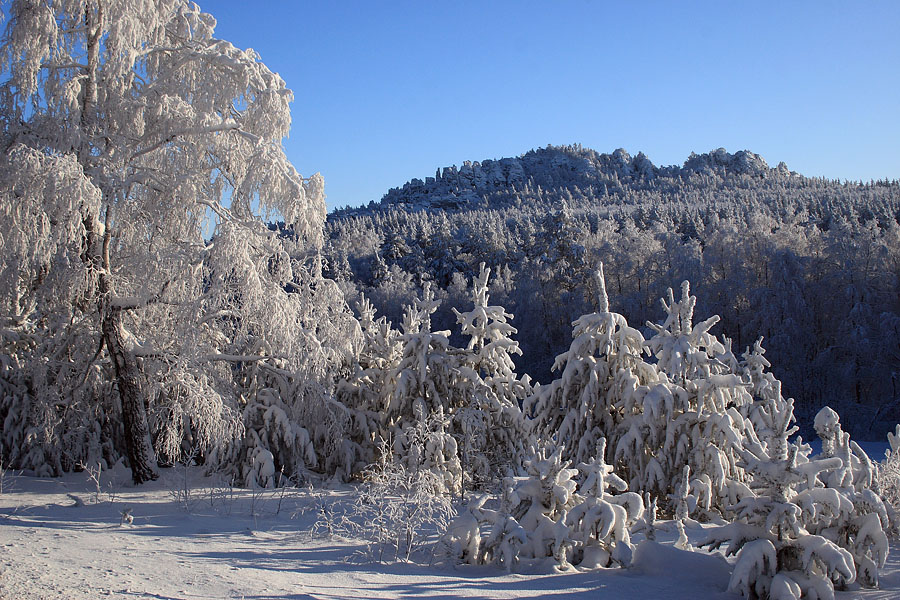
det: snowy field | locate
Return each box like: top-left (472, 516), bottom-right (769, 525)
top-left (2, 461), bottom-right (899, 600)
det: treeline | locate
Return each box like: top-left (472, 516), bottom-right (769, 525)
top-left (325, 146), bottom-right (900, 438)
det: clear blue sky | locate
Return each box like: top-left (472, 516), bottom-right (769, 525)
top-left (209, 1), bottom-right (900, 212)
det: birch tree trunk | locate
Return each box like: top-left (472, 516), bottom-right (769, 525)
top-left (79, 3), bottom-right (158, 483)
top-left (102, 303), bottom-right (159, 483)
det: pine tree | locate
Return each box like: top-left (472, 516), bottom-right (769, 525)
top-left (701, 426), bottom-right (858, 599)
top-left (811, 407), bottom-right (889, 587)
top-left (385, 285), bottom-right (462, 495)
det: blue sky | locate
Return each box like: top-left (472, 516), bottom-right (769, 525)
top-left (210, 1), bottom-right (900, 211)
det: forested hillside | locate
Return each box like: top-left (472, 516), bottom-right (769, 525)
top-left (325, 145), bottom-right (900, 438)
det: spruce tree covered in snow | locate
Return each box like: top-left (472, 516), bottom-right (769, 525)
top-left (383, 285), bottom-right (463, 495)
top-left (700, 418), bottom-right (863, 599)
top-left (0, 0), bottom-right (357, 483)
top-left (337, 297), bottom-right (403, 471)
top-left (739, 338), bottom-right (797, 460)
top-left (528, 274), bottom-right (758, 517)
top-left (604, 280), bottom-right (777, 518)
top-left (452, 264), bottom-right (532, 490)
top-left (646, 281), bottom-right (729, 385)
top-left (526, 266), bottom-right (656, 467)
top-left (809, 407), bottom-right (890, 587)
top-left (567, 439), bottom-right (645, 568)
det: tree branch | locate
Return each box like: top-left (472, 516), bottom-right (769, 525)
top-left (130, 123), bottom-right (260, 161)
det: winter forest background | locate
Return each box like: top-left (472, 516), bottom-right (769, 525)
top-left (326, 144), bottom-right (900, 440)
top-left (2, 2), bottom-right (900, 599)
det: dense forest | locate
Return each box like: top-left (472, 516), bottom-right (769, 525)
top-left (325, 145), bottom-right (900, 439)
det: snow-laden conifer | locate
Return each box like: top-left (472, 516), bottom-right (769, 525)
top-left (701, 428), bottom-right (858, 599)
top-left (526, 265), bottom-right (656, 467)
top-left (336, 297), bottom-right (403, 472)
top-left (384, 285), bottom-right (463, 495)
top-left (809, 407), bottom-right (890, 588)
top-left (452, 264), bottom-right (532, 490)
top-left (631, 281), bottom-right (757, 516)
top-left (442, 440), bottom-right (643, 570)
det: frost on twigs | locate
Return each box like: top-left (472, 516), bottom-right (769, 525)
top-left (346, 440), bottom-right (454, 563)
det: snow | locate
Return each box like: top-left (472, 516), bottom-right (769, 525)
top-left (3, 467), bottom-right (899, 600)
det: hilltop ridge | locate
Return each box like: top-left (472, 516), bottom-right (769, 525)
top-left (336, 145), bottom-right (800, 215)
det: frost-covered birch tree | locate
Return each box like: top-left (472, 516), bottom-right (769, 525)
top-left (0, 0), bottom-right (351, 483)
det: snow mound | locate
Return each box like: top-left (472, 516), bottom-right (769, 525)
top-left (631, 539), bottom-right (733, 590)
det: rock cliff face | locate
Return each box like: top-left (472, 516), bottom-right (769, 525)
top-left (351, 145), bottom-right (794, 214)
top-left (682, 148), bottom-right (771, 176)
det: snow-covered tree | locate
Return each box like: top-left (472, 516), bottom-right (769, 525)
top-left (630, 281), bottom-right (756, 516)
top-left (566, 439), bottom-right (644, 568)
top-left (701, 433), bottom-right (858, 599)
top-left (452, 263), bottom-right (532, 490)
top-left (383, 285), bottom-right (463, 495)
top-left (875, 424), bottom-right (900, 531)
top-left (810, 407), bottom-right (890, 588)
top-left (739, 338), bottom-right (797, 460)
top-left (442, 440), bottom-right (643, 570)
top-left (0, 0), bottom-right (355, 483)
top-left (527, 274), bottom-right (756, 516)
top-left (336, 297), bottom-right (403, 471)
top-left (526, 265), bottom-right (657, 467)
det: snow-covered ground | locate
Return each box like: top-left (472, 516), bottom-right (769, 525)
top-left (1, 464), bottom-right (899, 600)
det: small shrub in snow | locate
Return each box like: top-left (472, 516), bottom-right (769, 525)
top-left (393, 405), bottom-right (463, 499)
top-left (120, 508), bottom-right (134, 526)
top-left (351, 442), bottom-right (454, 563)
top-left (0, 449), bottom-right (16, 495)
top-left (442, 441), bottom-right (643, 571)
top-left (306, 485), bottom-right (353, 540)
top-left (168, 448), bottom-right (201, 511)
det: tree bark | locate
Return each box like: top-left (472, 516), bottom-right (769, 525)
top-left (84, 210), bottom-right (159, 484)
top-left (97, 219), bottom-right (159, 484)
top-left (102, 302), bottom-right (159, 484)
